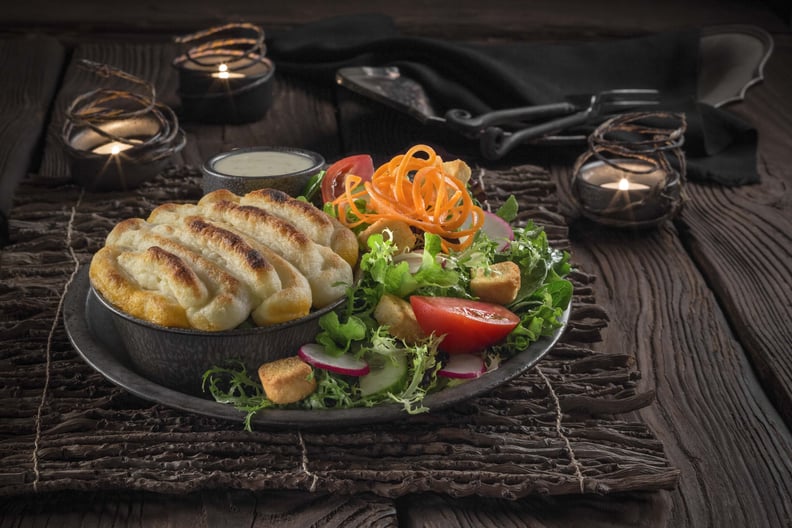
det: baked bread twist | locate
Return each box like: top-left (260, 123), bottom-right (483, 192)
top-left (89, 189), bottom-right (358, 330)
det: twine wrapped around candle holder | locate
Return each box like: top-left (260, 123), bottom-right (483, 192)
top-left (571, 111), bottom-right (687, 228)
top-left (61, 60), bottom-right (186, 191)
top-left (176, 22), bottom-right (266, 72)
top-left (172, 23), bottom-right (275, 124)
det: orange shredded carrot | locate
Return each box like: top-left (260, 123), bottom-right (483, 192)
top-left (331, 144), bottom-right (485, 252)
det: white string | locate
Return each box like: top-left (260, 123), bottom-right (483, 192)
top-left (297, 431), bottom-right (319, 492)
top-left (32, 191), bottom-right (84, 492)
top-left (536, 365), bottom-right (585, 493)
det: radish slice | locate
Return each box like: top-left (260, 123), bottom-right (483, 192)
top-left (393, 250), bottom-right (451, 273)
top-left (298, 343), bottom-right (370, 376)
top-left (480, 210), bottom-right (514, 251)
top-left (438, 353), bottom-right (487, 379)
top-left (393, 251), bottom-right (424, 274)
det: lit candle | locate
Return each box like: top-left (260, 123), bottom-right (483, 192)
top-left (601, 177), bottom-right (652, 191)
top-left (178, 54), bottom-right (268, 77)
top-left (211, 63), bottom-right (246, 79)
top-left (90, 139), bottom-right (142, 155)
top-left (572, 158), bottom-right (679, 226)
top-left (571, 112), bottom-right (686, 228)
top-left (579, 160), bottom-right (664, 196)
top-left (173, 53), bottom-right (275, 124)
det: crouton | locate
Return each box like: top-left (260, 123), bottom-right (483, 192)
top-left (442, 159), bottom-right (472, 185)
top-left (373, 293), bottom-right (425, 344)
top-left (358, 218), bottom-right (417, 252)
top-left (470, 260), bottom-right (522, 305)
top-left (257, 356), bottom-right (317, 404)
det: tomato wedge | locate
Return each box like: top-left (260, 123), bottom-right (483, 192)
top-left (409, 296), bottom-right (520, 355)
top-left (321, 154), bottom-right (375, 203)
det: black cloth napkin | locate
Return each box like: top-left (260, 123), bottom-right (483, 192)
top-left (268, 14), bottom-right (758, 185)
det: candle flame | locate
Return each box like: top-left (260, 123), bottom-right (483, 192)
top-left (91, 140), bottom-right (139, 156)
top-left (210, 62), bottom-right (246, 79)
top-left (214, 63), bottom-right (229, 79)
top-left (618, 178), bottom-right (630, 191)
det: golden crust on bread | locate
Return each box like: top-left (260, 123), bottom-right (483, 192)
top-left (105, 218), bottom-right (254, 330)
top-left (89, 188), bottom-right (359, 330)
top-left (89, 245), bottom-right (192, 328)
top-left (234, 189), bottom-right (359, 267)
top-left (168, 195), bottom-right (354, 308)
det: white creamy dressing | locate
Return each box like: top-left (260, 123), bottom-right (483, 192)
top-left (213, 150), bottom-right (315, 177)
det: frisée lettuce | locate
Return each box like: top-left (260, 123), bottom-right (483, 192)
top-left (203, 197), bottom-right (571, 430)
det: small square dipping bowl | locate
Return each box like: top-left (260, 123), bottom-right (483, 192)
top-left (201, 146), bottom-right (325, 197)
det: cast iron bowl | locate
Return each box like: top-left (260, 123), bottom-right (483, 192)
top-left (89, 284), bottom-right (345, 396)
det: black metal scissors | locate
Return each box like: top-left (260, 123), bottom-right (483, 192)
top-left (444, 89), bottom-right (661, 159)
top-left (335, 67), bottom-right (660, 160)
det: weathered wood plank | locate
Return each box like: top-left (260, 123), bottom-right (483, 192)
top-left (0, 35), bottom-right (64, 245)
top-left (0, 490), bottom-right (398, 528)
top-left (678, 34), bottom-right (792, 427)
top-left (561, 222), bottom-right (792, 528)
top-left (398, 491), bottom-right (670, 528)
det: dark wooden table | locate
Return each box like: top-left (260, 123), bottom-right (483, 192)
top-left (1, 2), bottom-right (791, 526)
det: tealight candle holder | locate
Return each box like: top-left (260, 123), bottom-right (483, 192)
top-left (571, 112), bottom-right (687, 228)
top-left (61, 60), bottom-right (186, 192)
top-left (172, 23), bottom-right (275, 124)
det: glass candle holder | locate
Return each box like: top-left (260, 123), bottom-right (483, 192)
top-left (61, 60), bottom-right (186, 191)
top-left (172, 23), bottom-right (275, 124)
top-left (571, 112), bottom-right (687, 228)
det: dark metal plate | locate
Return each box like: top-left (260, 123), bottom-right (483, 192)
top-left (64, 266), bottom-right (569, 429)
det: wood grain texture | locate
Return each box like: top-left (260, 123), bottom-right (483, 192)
top-left (0, 490), bottom-right (398, 528)
top-left (679, 34), bottom-right (792, 428)
top-left (0, 36), bottom-right (64, 244)
top-left (397, 491), bottom-right (670, 528)
top-left (565, 222), bottom-right (792, 527)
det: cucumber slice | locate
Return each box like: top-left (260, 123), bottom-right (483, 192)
top-left (359, 352), bottom-right (408, 397)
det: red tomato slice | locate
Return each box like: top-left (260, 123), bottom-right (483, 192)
top-left (409, 296), bottom-right (520, 355)
top-left (321, 154), bottom-right (375, 203)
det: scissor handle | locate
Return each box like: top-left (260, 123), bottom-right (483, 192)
top-left (444, 101), bottom-right (578, 137)
top-left (479, 110), bottom-right (592, 160)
